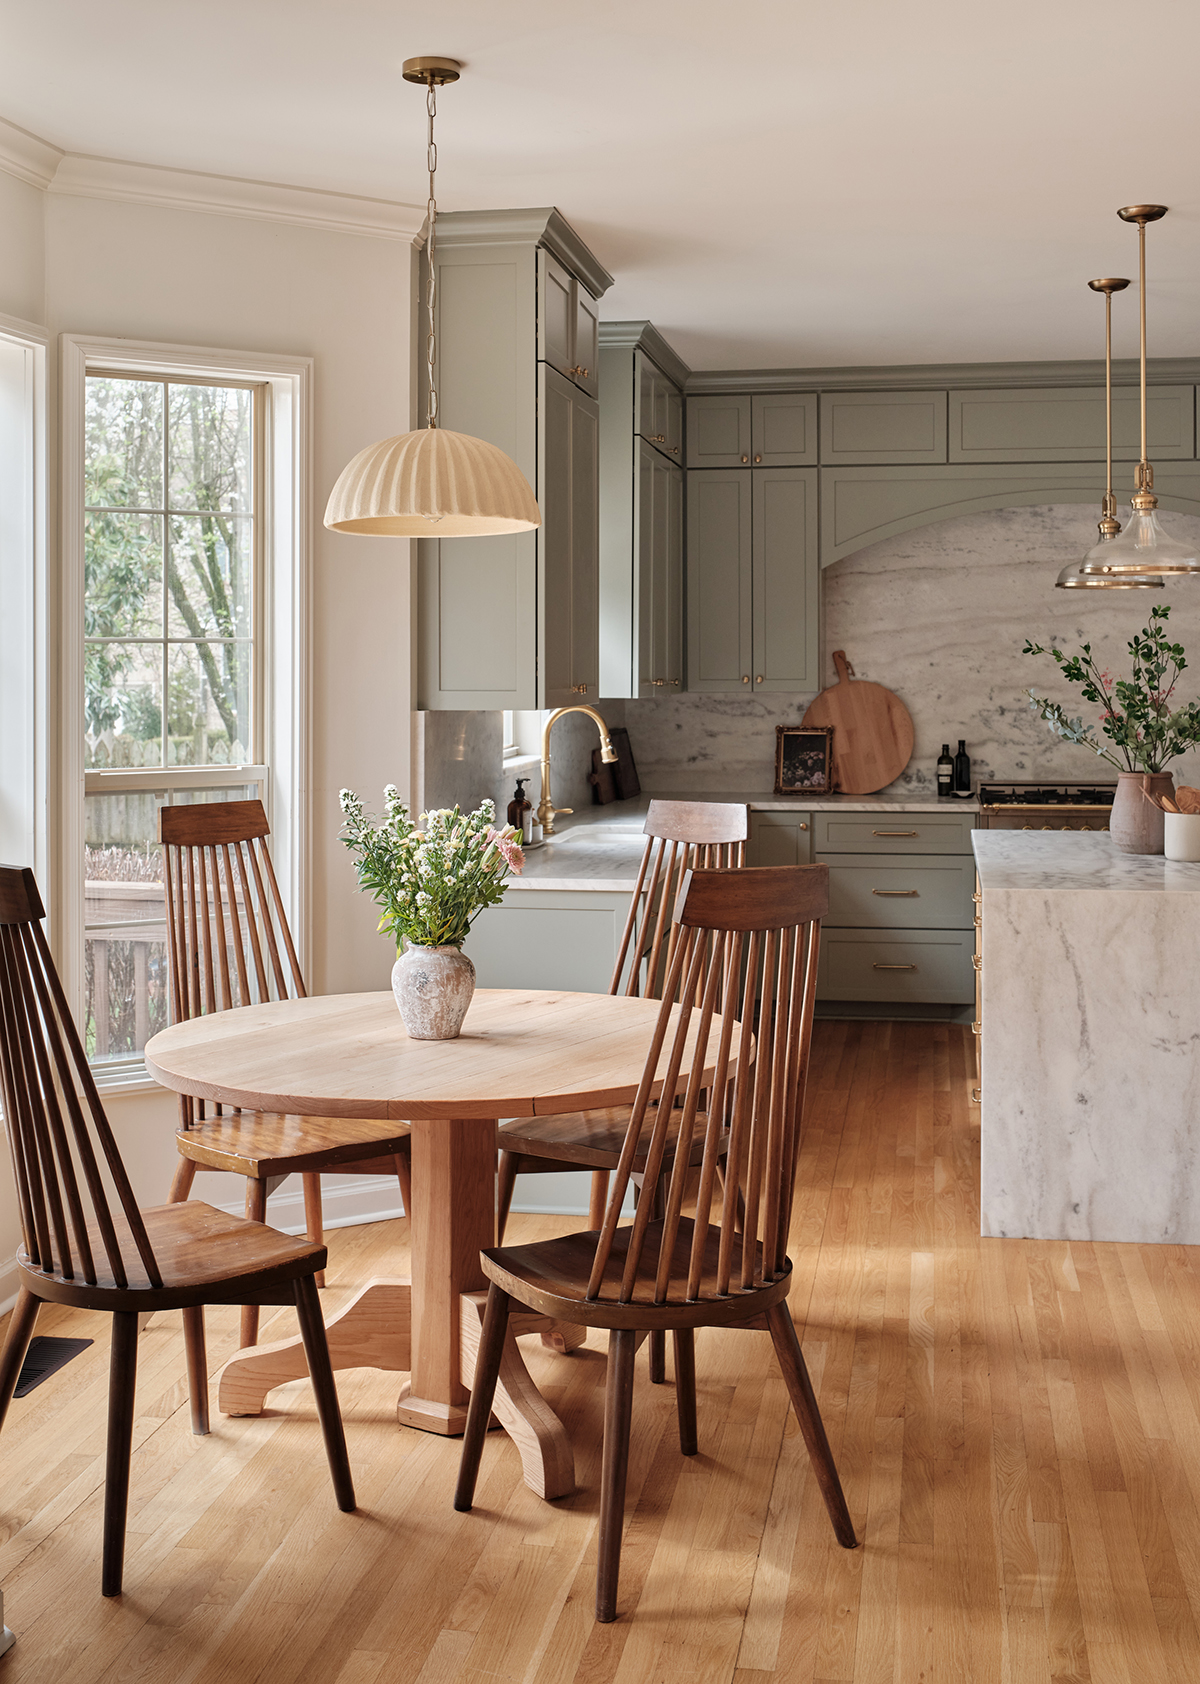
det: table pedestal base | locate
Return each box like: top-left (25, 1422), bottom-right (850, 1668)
top-left (215, 1278), bottom-right (581, 1499)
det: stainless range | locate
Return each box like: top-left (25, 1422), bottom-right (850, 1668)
top-left (975, 779), bottom-right (1116, 832)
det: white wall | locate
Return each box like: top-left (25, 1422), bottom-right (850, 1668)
top-left (0, 167), bottom-right (419, 1298)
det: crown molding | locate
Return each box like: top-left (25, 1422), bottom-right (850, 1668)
top-left (435, 206), bottom-right (614, 299)
top-left (686, 357), bottom-right (1200, 395)
top-left (0, 115), bottom-right (63, 189)
top-left (47, 154), bottom-right (425, 240)
top-left (598, 320), bottom-right (690, 389)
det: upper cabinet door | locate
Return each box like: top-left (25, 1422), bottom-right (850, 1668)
top-left (635, 353), bottom-right (683, 460)
top-left (664, 461), bottom-right (684, 689)
top-left (539, 365), bottom-right (600, 708)
top-left (687, 394), bottom-right (753, 467)
top-left (538, 251), bottom-right (574, 380)
top-left (572, 286), bottom-right (600, 398)
top-left (664, 388), bottom-right (683, 462)
top-left (752, 468), bottom-right (819, 692)
top-left (751, 393), bottom-right (817, 465)
top-left (948, 385), bottom-right (1196, 463)
top-left (820, 391), bottom-right (948, 464)
top-left (686, 469), bottom-right (753, 692)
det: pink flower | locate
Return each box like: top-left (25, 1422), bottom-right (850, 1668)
top-left (485, 827), bottom-right (524, 873)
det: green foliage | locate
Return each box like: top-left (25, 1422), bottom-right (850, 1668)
top-left (1023, 604), bottom-right (1200, 772)
top-left (339, 787), bottom-right (525, 950)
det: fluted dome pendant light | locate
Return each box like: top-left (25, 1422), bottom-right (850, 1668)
top-left (324, 58), bottom-right (541, 539)
top-left (1057, 276), bottom-right (1162, 591)
top-left (1080, 205), bottom-right (1198, 577)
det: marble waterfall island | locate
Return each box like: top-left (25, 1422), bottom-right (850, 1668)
top-left (975, 830), bottom-right (1200, 1245)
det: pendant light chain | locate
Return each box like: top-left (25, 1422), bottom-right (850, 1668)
top-left (425, 77), bottom-right (439, 429)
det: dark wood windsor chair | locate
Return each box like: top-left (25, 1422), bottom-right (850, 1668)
top-left (496, 799), bottom-right (748, 1242)
top-left (160, 800), bottom-right (413, 1348)
top-left (0, 865), bottom-right (355, 1598)
top-left (457, 864), bottom-right (857, 1623)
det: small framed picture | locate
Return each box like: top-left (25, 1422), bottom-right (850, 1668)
top-left (774, 725), bottom-right (834, 796)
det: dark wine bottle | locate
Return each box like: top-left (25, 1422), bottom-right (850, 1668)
top-left (937, 744), bottom-right (953, 798)
top-left (953, 739), bottom-right (971, 796)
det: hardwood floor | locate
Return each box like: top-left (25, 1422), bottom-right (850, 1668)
top-left (3, 1020), bottom-right (1200, 1681)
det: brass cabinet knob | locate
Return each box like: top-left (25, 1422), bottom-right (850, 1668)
top-left (742, 674), bottom-right (750, 684)
top-left (756, 675), bottom-right (763, 683)
top-left (650, 433), bottom-right (666, 443)
top-left (741, 454), bottom-right (749, 463)
top-left (799, 822), bottom-right (809, 831)
top-left (672, 446), bottom-right (679, 454)
top-left (754, 454), bottom-right (762, 463)
top-left (571, 682), bottom-right (588, 694)
top-left (669, 678), bottom-right (680, 686)
top-left (650, 678), bottom-right (665, 686)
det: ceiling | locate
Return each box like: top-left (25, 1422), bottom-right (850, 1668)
top-left (4, 0), bottom-right (1200, 371)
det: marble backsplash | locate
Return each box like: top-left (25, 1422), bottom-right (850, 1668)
top-left (621, 504), bottom-right (1200, 796)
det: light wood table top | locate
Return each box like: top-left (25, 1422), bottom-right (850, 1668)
top-left (144, 987), bottom-right (731, 1500)
top-left (145, 988), bottom-right (712, 1121)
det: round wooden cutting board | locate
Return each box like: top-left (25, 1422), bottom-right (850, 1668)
top-left (801, 650), bottom-right (914, 794)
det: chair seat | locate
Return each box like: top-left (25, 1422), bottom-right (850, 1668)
top-left (480, 1217), bottom-right (791, 1331)
top-left (17, 1200), bottom-right (327, 1310)
top-left (176, 1111), bottom-right (411, 1177)
top-left (498, 1106), bottom-right (724, 1171)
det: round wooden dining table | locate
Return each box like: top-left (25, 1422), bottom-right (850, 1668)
top-left (144, 986), bottom-right (725, 1500)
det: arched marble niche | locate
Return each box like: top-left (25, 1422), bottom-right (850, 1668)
top-left (824, 503), bottom-right (1200, 793)
top-left (625, 503), bottom-right (1200, 797)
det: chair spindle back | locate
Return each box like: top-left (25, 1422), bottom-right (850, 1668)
top-left (0, 865), bottom-right (162, 1290)
top-left (611, 801), bottom-right (748, 1000)
top-left (588, 865), bottom-right (828, 1309)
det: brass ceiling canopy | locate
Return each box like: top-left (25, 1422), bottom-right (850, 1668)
top-left (1080, 203), bottom-right (1199, 576)
top-left (1055, 276), bottom-right (1162, 588)
top-left (401, 57), bottom-right (461, 86)
top-left (324, 56), bottom-right (541, 540)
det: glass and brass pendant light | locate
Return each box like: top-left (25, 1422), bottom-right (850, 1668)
top-left (324, 58), bottom-right (541, 538)
top-left (1056, 275), bottom-right (1162, 590)
top-left (1080, 205), bottom-right (1199, 577)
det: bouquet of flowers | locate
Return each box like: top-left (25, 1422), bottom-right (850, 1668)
top-left (338, 786), bottom-right (524, 950)
top-left (1023, 604), bottom-right (1200, 774)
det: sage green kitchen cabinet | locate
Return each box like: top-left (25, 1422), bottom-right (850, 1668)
top-left (819, 390), bottom-right (948, 464)
top-left (540, 365), bottom-right (600, 704)
top-left (416, 208), bottom-right (612, 709)
top-left (687, 393), bottom-right (753, 467)
top-left (598, 327), bottom-right (687, 697)
top-left (538, 249), bottom-right (600, 399)
top-left (747, 810), bottom-right (813, 866)
top-left (948, 385), bottom-right (1195, 463)
top-left (686, 466), bottom-right (818, 694)
top-left (637, 353), bottom-right (683, 461)
top-left (751, 393), bottom-right (818, 465)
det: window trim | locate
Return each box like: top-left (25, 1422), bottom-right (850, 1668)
top-left (61, 335), bottom-right (313, 1072)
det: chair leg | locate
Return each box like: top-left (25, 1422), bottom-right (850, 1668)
top-left (496, 1152), bottom-right (518, 1245)
top-left (673, 1329), bottom-right (697, 1456)
top-left (240, 1178), bottom-right (269, 1348)
top-left (597, 1328), bottom-right (637, 1623)
top-left (587, 1170), bottom-right (610, 1232)
top-left (182, 1307), bottom-right (209, 1436)
top-left (168, 1156), bottom-right (197, 1203)
top-left (395, 1143), bottom-right (412, 1218)
top-left (454, 1284), bottom-right (511, 1511)
top-left (0, 1288), bottom-right (41, 1431)
top-left (102, 1311), bottom-right (140, 1597)
top-left (292, 1275), bottom-right (355, 1513)
top-left (766, 1301), bottom-right (856, 1549)
top-left (302, 1172), bottom-right (326, 1289)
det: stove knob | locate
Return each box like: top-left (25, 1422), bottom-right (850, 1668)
top-left (1061, 824), bottom-right (1072, 831)
top-left (1042, 824), bottom-right (1054, 830)
top-left (1022, 825), bottom-right (1033, 831)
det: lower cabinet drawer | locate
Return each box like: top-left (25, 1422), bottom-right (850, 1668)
top-left (817, 928), bottom-right (975, 1003)
top-left (817, 852), bottom-right (975, 929)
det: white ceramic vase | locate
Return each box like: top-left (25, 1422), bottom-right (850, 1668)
top-left (391, 944), bottom-right (476, 1040)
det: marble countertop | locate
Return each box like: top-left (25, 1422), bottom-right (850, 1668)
top-left (973, 829), bottom-right (1200, 893)
top-left (509, 791), bottom-right (977, 893)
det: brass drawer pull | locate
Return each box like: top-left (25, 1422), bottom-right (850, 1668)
top-left (872, 829), bottom-right (918, 837)
top-left (873, 962), bottom-right (917, 970)
top-left (872, 888), bottom-right (919, 897)
top-left (970, 1086), bottom-right (981, 1104)
top-left (972, 954), bottom-right (982, 970)
top-left (971, 1021), bottom-right (982, 1036)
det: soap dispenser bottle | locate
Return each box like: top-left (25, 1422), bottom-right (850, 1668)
top-left (506, 777), bottom-right (531, 832)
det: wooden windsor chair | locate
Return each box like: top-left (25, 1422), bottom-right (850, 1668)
top-left (457, 864), bottom-right (857, 1623)
top-left (495, 799), bottom-right (748, 1243)
top-left (0, 865), bottom-right (355, 1598)
top-left (160, 799), bottom-right (413, 1349)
